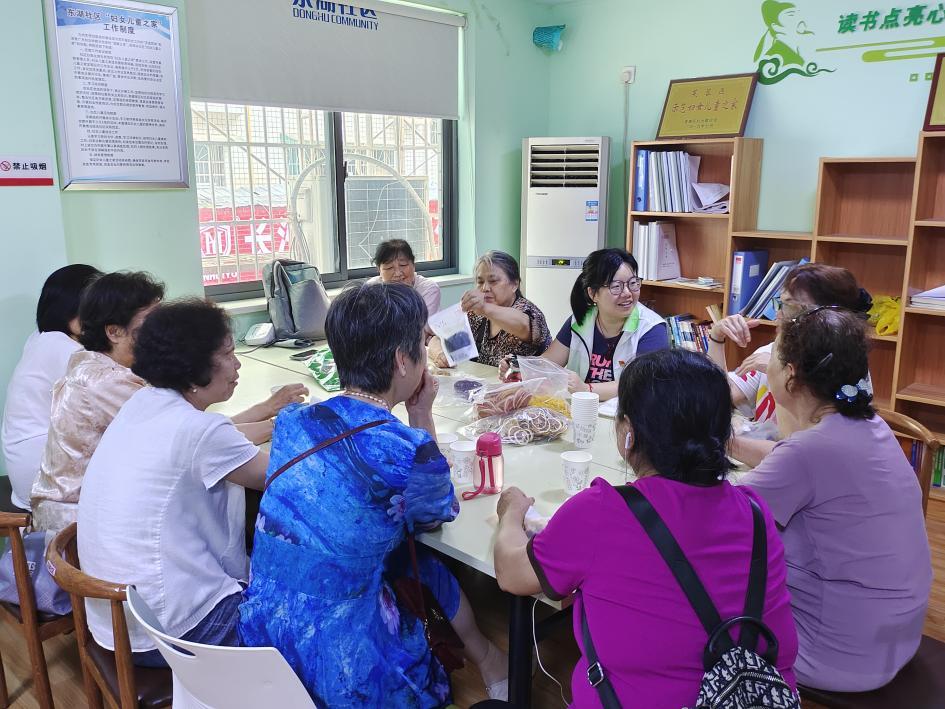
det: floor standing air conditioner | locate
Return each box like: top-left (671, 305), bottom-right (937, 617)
top-left (520, 137), bottom-right (610, 331)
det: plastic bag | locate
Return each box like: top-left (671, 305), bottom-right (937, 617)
top-left (307, 346), bottom-right (341, 392)
top-left (471, 378), bottom-right (543, 419)
top-left (517, 357), bottom-right (571, 416)
top-left (868, 295), bottom-right (900, 336)
top-left (460, 406), bottom-right (569, 446)
top-left (434, 373), bottom-right (486, 408)
top-left (429, 304), bottom-right (479, 366)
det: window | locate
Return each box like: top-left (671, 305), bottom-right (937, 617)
top-left (191, 102), bottom-right (457, 295)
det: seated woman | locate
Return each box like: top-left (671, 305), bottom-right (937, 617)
top-left (540, 248), bottom-right (666, 401)
top-left (31, 271), bottom-right (302, 532)
top-left (366, 238), bottom-right (441, 316)
top-left (706, 263), bottom-right (871, 466)
top-left (741, 306), bottom-right (931, 692)
top-left (77, 300), bottom-right (271, 666)
top-left (239, 282), bottom-right (508, 707)
top-left (429, 250), bottom-right (550, 368)
top-left (2, 264), bottom-right (101, 510)
top-left (494, 349), bottom-right (798, 708)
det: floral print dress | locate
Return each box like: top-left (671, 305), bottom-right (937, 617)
top-left (238, 397), bottom-right (460, 708)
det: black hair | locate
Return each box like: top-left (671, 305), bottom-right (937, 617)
top-left (777, 306), bottom-right (874, 419)
top-left (36, 264), bottom-right (102, 334)
top-left (617, 349), bottom-right (733, 484)
top-left (373, 239), bottom-right (416, 266)
top-left (782, 263), bottom-right (871, 313)
top-left (132, 299), bottom-right (232, 392)
top-left (77, 271), bottom-right (165, 353)
top-left (476, 251), bottom-right (522, 298)
top-left (570, 248), bottom-right (639, 325)
top-left (326, 282), bottom-right (427, 394)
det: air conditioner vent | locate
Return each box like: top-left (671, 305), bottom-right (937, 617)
top-left (529, 144), bottom-right (600, 188)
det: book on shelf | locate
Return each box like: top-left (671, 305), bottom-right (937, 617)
top-left (932, 447), bottom-right (944, 488)
top-left (632, 221), bottom-right (681, 281)
top-left (910, 284), bottom-right (945, 310)
top-left (633, 150), bottom-right (705, 213)
top-left (665, 314), bottom-right (713, 353)
top-left (739, 257), bottom-right (808, 320)
top-left (705, 303), bottom-right (723, 323)
top-left (729, 250), bottom-right (769, 314)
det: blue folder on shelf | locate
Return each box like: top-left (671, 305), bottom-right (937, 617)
top-left (729, 250), bottom-right (768, 314)
top-left (633, 150), bottom-right (649, 211)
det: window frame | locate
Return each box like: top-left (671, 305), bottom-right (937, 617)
top-left (204, 111), bottom-right (459, 301)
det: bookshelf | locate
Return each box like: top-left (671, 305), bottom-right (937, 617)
top-left (626, 137), bottom-right (763, 326)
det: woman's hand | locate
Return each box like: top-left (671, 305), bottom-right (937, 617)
top-left (460, 289), bottom-right (489, 316)
top-left (566, 370), bottom-right (588, 394)
top-left (497, 486), bottom-right (534, 521)
top-left (710, 315), bottom-right (760, 349)
top-left (498, 355), bottom-right (511, 378)
top-left (264, 383), bottom-right (308, 416)
top-left (428, 338), bottom-right (453, 369)
top-left (735, 348), bottom-right (772, 377)
top-left (406, 370), bottom-right (439, 416)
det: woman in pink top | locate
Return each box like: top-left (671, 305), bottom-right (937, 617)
top-left (742, 306), bottom-right (931, 692)
top-left (495, 349), bottom-right (798, 708)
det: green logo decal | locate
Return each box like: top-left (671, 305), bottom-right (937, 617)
top-left (755, 1), bottom-right (835, 83)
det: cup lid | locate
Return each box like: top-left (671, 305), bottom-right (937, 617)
top-left (476, 432), bottom-right (503, 456)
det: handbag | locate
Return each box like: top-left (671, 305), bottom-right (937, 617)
top-left (262, 259), bottom-right (331, 341)
top-left (393, 535), bottom-right (465, 673)
top-left (0, 530), bottom-right (72, 616)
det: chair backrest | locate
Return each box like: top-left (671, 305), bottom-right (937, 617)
top-left (0, 512), bottom-right (40, 620)
top-left (880, 410), bottom-right (942, 516)
top-left (46, 523), bottom-right (139, 708)
top-left (125, 586), bottom-right (315, 709)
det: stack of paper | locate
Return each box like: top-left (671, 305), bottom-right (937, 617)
top-left (691, 182), bottom-right (730, 214)
top-left (631, 221), bottom-right (680, 281)
top-left (740, 259), bottom-right (803, 320)
top-left (911, 285), bottom-right (945, 311)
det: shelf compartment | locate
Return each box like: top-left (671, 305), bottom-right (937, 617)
top-left (638, 290), bottom-right (723, 323)
top-left (869, 339), bottom-right (898, 413)
top-left (906, 226), bottom-right (945, 296)
top-left (814, 159), bottom-right (915, 241)
top-left (812, 240), bottom-right (906, 302)
top-left (816, 234), bottom-right (908, 247)
top-left (630, 215), bottom-right (730, 283)
top-left (731, 235), bottom-right (812, 270)
top-left (896, 312), bottom-right (945, 405)
top-left (916, 135), bottom-right (945, 221)
top-left (897, 383), bottom-right (945, 407)
top-left (896, 399), bottom-right (945, 445)
top-left (732, 230), bottom-right (812, 241)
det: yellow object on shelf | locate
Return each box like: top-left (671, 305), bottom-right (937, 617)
top-left (868, 295), bottom-right (901, 336)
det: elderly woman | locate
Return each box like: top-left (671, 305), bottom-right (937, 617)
top-left (366, 238), bottom-right (441, 317)
top-left (78, 300), bottom-right (273, 666)
top-left (495, 349), bottom-right (798, 708)
top-left (239, 282), bottom-right (508, 707)
top-left (31, 271), bottom-right (304, 533)
top-left (2, 264), bottom-right (101, 510)
top-left (742, 307), bottom-right (931, 692)
top-left (430, 250), bottom-right (551, 368)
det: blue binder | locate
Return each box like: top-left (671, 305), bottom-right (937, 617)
top-left (729, 250), bottom-right (769, 314)
top-left (633, 150), bottom-right (649, 211)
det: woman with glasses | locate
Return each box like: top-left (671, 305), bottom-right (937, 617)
top-left (707, 263), bottom-right (872, 466)
top-left (429, 250), bottom-right (551, 368)
top-left (539, 248), bottom-right (666, 401)
top-left (741, 306), bottom-right (930, 692)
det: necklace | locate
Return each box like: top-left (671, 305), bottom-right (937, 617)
top-left (342, 390), bottom-right (390, 410)
top-left (596, 315), bottom-right (623, 339)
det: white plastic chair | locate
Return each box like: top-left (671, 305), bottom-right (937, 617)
top-left (125, 586), bottom-right (315, 709)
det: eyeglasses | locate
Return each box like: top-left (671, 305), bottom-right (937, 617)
top-left (606, 278), bottom-right (643, 295)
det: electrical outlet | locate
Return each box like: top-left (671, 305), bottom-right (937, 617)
top-left (620, 66), bottom-right (636, 84)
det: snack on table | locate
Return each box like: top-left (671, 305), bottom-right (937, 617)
top-left (529, 394), bottom-right (570, 418)
top-left (475, 384), bottom-right (534, 418)
top-left (461, 406), bottom-right (569, 446)
top-left (453, 379), bottom-right (483, 401)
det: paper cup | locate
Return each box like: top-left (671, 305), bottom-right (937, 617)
top-left (437, 433), bottom-right (459, 467)
top-left (572, 420), bottom-right (597, 449)
top-left (561, 451), bottom-right (592, 495)
top-left (450, 441), bottom-right (476, 485)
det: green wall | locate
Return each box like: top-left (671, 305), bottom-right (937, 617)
top-left (546, 0), bottom-right (937, 246)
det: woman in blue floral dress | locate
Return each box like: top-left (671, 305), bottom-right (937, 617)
top-left (239, 283), bottom-right (508, 707)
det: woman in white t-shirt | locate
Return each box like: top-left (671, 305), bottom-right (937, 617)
top-left (78, 299), bottom-right (271, 667)
top-left (706, 263), bottom-right (872, 466)
top-left (1, 264), bottom-right (101, 510)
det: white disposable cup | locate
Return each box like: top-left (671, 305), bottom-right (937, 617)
top-left (437, 433), bottom-right (459, 467)
top-left (561, 451), bottom-right (593, 495)
top-left (572, 420), bottom-right (597, 449)
top-left (450, 441), bottom-right (477, 485)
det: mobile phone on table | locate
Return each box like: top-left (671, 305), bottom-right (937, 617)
top-left (290, 349), bottom-right (319, 361)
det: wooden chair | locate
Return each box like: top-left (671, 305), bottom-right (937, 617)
top-left (46, 523), bottom-right (171, 709)
top-left (0, 512), bottom-right (74, 708)
top-left (799, 634), bottom-right (945, 708)
top-left (879, 410), bottom-right (942, 516)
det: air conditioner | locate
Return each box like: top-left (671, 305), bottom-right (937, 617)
top-left (520, 137), bottom-right (610, 331)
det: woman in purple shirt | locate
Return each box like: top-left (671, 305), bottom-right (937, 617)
top-left (495, 349), bottom-right (798, 708)
top-left (742, 306), bottom-right (932, 692)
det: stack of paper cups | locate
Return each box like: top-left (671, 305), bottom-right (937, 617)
top-left (570, 391), bottom-right (600, 449)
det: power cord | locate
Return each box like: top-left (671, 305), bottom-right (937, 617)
top-left (531, 598), bottom-right (569, 708)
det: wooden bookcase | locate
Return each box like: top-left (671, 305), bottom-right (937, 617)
top-left (626, 138), bottom-right (763, 324)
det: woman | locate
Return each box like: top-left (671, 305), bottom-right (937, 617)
top-left (2, 264), bottom-right (101, 510)
top-left (742, 306), bottom-right (931, 692)
top-left (494, 349), bottom-right (798, 708)
top-left (367, 238), bottom-right (441, 317)
top-left (708, 263), bottom-right (871, 465)
top-left (77, 300), bottom-right (271, 666)
top-left (541, 248), bottom-right (666, 401)
top-left (430, 250), bottom-right (550, 368)
top-left (239, 282), bottom-right (508, 707)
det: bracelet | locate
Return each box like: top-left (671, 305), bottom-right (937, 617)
top-left (708, 333), bottom-right (725, 344)
top-left (587, 382), bottom-right (593, 393)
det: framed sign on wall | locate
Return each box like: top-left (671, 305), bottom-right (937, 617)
top-left (656, 73), bottom-right (758, 140)
top-left (924, 53), bottom-right (945, 132)
top-left (44, 0), bottom-right (189, 189)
